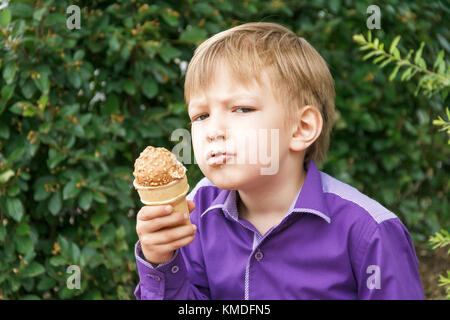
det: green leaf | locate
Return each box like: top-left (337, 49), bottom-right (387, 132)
top-left (362, 51), bottom-right (379, 61)
top-left (34, 176), bottom-right (56, 201)
top-left (74, 49), bottom-right (85, 61)
top-left (0, 121), bottom-right (9, 139)
top-left (0, 7), bottom-right (12, 27)
top-left (91, 209), bottom-right (110, 229)
top-left (392, 47), bottom-right (401, 59)
top-left (38, 93), bottom-right (49, 111)
top-left (389, 65), bottom-right (401, 81)
top-left (92, 190), bottom-right (107, 204)
top-left (47, 148), bottom-right (66, 169)
top-left (158, 43), bottom-right (182, 63)
top-left (352, 34), bottom-right (366, 45)
top-left (69, 242), bottom-right (81, 264)
top-left (78, 190), bottom-right (93, 211)
top-left (48, 189), bottom-right (62, 216)
top-left (102, 94), bottom-right (119, 115)
top-left (414, 42), bottom-right (425, 65)
top-left (160, 8), bottom-right (179, 27)
top-left (17, 222), bottom-right (30, 236)
top-left (401, 67), bottom-right (413, 81)
top-left (63, 181), bottom-right (81, 200)
top-left (69, 70), bottom-right (82, 88)
top-left (9, 101), bottom-right (34, 116)
top-left (44, 13), bottom-right (65, 27)
top-left (20, 262), bottom-right (45, 278)
top-left (49, 255), bottom-right (67, 267)
top-left (0, 169), bottom-right (15, 184)
top-left (109, 35), bottom-right (120, 52)
top-left (433, 50), bottom-right (445, 71)
top-left (21, 79), bottom-right (37, 99)
top-left (3, 63), bottom-right (17, 85)
top-left (33, 72), bottom-right (50, 94)
top-left (142, 77), bottom-right (158, 99)
top-left (33, 7), bottom-right (46, 21)
top-left (9, 3), bottom-right (33, 18)
top-left (389, 36), bottom-right (401, 54)
top-left (57, 235), bottom-right (70, 257)
top-left (169, 102), bottom-right (187, 115)
top-left (6, 197), bottom-right (24, 222)
top-left (15, 235), bottom-right (33, 254)
top-left (179, 27), bottom-right (208, 44)
top-left (123, 79), bottom-right (136, 95)
top-left (372, 55), bottom-right (386, 64)
top-left (37, 277), bottom-right (57, 291)
top-left (1, 83), bottom-right (15, 106)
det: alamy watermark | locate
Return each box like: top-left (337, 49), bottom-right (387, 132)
top-left (366, 265), bottom-right (381, 290)
top-left (366, 5), bottom-right (381, 30)
top-left (66, 4), bottom-right (81, 30)
top-left (170, 128), bottom-right (280, 175)
top-left (66, 265), bottom-right (81, 289)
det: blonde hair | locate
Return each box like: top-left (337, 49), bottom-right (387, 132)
top-left (184, 22), bottom-right (335, 166)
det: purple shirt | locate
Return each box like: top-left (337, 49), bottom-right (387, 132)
top-left (134, 160), bottom-right (424, 300)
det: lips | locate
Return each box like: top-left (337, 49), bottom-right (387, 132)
top-left (206, 150), bottom-right (236, 166)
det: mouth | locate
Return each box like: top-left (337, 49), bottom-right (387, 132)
top-left (207, 150), bottom-right (236, 166)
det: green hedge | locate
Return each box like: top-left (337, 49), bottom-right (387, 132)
top-left (0, 0), bottom-right (448, 299)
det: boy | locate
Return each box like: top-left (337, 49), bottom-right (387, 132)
top-left (134, 22), bottom-right (424, 299)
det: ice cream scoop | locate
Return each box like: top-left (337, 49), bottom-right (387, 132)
top-left (133, 146), bottom-right (190, 214)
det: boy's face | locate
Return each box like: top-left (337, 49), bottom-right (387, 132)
top-left (188, 64), bottom-right (294, 190)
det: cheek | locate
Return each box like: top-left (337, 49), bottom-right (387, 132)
top-left (191, 127), bottom-right (205, 161)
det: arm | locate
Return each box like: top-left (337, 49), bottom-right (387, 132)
top-left (134, 201), bottom-right (210, 300)
top-left (356, 218), bottom-right (425, 299)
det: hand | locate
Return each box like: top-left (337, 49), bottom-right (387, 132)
top-left (136, 200), bottom-right (196, 265)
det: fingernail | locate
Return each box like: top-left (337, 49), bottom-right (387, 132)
top-left (192, 224), bottom-right (197, 231)
top-left (165, 205), bottom-right (172, 213)
top-left (184, 213), bottom-right (188, 220)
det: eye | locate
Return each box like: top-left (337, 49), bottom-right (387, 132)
top-left (234, 107), bottom-right (254, 113)
top-left (192, 113), bottom-right (209, 122)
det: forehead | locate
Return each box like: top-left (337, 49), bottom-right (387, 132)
top-left (188, 63), bottom-right (271, 109)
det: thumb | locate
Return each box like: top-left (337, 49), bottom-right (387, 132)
top-left (187, 200), bottom-right (195, 213)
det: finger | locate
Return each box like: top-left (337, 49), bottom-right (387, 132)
top-left (187, 200), bottom-right (195, 213)
top-left (139, 210), bottom-right (189, 233)
top-left (153, 224), bottom-right (197, 245)
top-left (137, 204), bottom-right (173, 221)
top-left (159, 234), bottom-right (196, 252)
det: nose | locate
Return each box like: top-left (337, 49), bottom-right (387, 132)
top-left (206, 130), bottom-right (225, 143)
top-left (206, 112), bottom-right (227, 143)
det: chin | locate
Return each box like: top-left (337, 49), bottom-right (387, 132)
top-left (199, 163), bottom-right (262, 190)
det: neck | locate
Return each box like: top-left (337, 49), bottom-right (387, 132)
top-left (237, 155), bottom-right (307, 219)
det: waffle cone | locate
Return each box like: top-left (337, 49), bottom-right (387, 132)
top-left (133, 175), bottom-right (189, 214)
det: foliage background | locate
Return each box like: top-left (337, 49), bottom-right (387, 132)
top-left (0, 0), bottom-right (448, 299)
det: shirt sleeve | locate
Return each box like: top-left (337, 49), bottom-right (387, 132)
top-left (134, 198), bottom-right (210, 300)
top-left (356, 218), bottom-right (425, 299)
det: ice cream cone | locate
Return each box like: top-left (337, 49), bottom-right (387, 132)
top-left (133, 175), bottom-right (190, 214)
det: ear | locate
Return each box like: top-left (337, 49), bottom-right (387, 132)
top-left (289, 105), bottom-right (323, 152)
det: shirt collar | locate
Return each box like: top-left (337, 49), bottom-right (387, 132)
top-left (200, 160), bottom-right (331, 224)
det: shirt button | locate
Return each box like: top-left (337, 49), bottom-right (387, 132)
top-left (148, 274), bottom-right (161, 281)
top-left (255, 250), bottom-right (264, 261)
top-left (171, 265), bottom-right (179, 274)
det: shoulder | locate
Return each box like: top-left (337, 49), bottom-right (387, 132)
top-left (319, 170), bottom-right (398, 227)
top-left (318, 170), bottom-right (412, 250)
top-left (318, 170), bottom-right (417, 264)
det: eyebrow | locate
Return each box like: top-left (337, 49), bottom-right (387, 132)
top-left (189, 93), bottom-right (258, 109)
